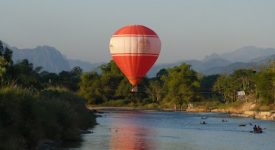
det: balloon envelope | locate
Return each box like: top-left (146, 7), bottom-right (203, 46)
top-left (109, 25), bottom-right (161, 86)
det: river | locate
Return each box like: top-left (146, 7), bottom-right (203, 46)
top-left (68, 110), bottom-right (275, 150)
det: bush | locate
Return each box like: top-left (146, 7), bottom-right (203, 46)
top-left (0, 86), bottom-right (96, 149)
top-left (101, 99), bottom-right (128, 107)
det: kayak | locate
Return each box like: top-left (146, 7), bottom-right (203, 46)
top-left (250, 130), bottom-right (263, 134)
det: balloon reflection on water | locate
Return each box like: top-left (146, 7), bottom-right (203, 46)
top-left (110, 112), bottom-right (156, 150)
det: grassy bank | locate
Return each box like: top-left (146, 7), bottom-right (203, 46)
top-left (0, 86), bottom-right (96, 150)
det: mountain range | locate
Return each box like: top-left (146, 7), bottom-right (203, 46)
top-left (7, 43), bottom-right (275, 76)
top-left (148, 46), bottom-right (275, 76)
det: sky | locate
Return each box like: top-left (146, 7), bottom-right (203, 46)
top-left (0, 0), bottom-right (275, 63)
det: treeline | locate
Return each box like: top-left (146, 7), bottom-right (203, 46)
top-left (213, 63), bottom-right (275, 104)
top-left (78, 60), bottom-right (275, 109)
top-left (0, 41), bottom-right (96, 149)
top-left (78, 61), bottom-right (201, 109)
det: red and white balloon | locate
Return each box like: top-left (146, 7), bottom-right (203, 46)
top-left (109, 25), bottom-right (161, 91)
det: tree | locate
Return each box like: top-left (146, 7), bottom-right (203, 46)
top-left (255, 62), bottom-right (275, 104)
top-left (0, 57), bottom-right (8, 82)
top-left (200, 75), bottom-right (220, 98)
top-left (115, 78), bottom-right (131, 98)
top-left (231, 69), bottom-right (256, 94)
top-left (11, 59), bottom-right (42, 89)
top-left (162, 63), bottom-right (200, 109)
top-left (100, 61), bottom-right (125, 100)
top-left (214, 74), bottom-right (240, 103)
top-left (0, 41), bottom-right (13, 84)
top-left (40, 71), bottom-right (59, 87)
top-left (148, 79), bottom-right (163, 103)
top-left (78, 72), bottom-right (104, 104)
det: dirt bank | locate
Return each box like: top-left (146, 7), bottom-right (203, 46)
top-left (187, 102), bottom-right (275, 120)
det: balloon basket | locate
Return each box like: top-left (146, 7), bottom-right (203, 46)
top-left (131, 86), bottom-right (138, 93)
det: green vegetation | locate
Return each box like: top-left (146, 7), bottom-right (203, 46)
top-left (213, 63), bottom-right (275, 105)
top-left (78, 59), bottom-right (275, 111)
top-left (78, 62), bottom-right (202, 109)
top-left (0, 41), bottom-right (96, 149)
top-left (0, 87), bottom-right (95, 150)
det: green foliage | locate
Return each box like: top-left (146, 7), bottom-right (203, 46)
top-left (77, 60), bottom-right (272, 108)
top-left (231, 69), bottom-right (256, 94)
top-left (212, 65), bottom-right (275, 104)
top-left (161, 64), bottom-right (200, 108)
top-left (101, 99), bottom-right (129, 107)
top-left (11, 59), bottom-right (42, 89)
top-left (78, 72), bottom-right (104, 104)
top-left (58, 66), bottom-right (82, 91)
top-left (0, 41), bottom-right (13, 83)
top-left (255, 62), bottom-right (275, 104)
top-left (78, 61), bottom-right (133, 105)
top-left (0, 57), bottom-right (8, 80)
top-left (0, 86), bottom-right (96, 150)
top-left (78, 61), bottom-right (201, 109)
top-left (147, 79), bottom-right (163, 103)
top-left (214, 75), bottom-right (237, 102)
top-left (213, 69), bottom-right (257, 103)
top-left (199, 75), bottom-right (219, 98)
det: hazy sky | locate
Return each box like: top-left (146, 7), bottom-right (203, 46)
top-left (1, 0), bottom-right (275, 63)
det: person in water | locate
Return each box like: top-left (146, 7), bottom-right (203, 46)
top-left (200, 121), bottom-right (206, 124)
top-left (253, 125), bottom-right (263, 133)
top-left (253, 125), bottom-right (257, 132)
top-left (222, 119), bottom-right (228, 122)
top-left (257, 125), bottom-right (262, 132)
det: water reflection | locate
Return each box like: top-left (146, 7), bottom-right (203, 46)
top-left (110, 112), bottom-right (156, 150)
top-left (76, 111), bottom-right (275, 150)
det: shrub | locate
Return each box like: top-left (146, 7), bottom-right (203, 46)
top-left (0, 86), bottom-right (96, 149)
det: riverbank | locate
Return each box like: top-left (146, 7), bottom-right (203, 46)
top-left (90, 102), bottom-right (275, 120)
top-left (187, 102), bottom-right (275, 120)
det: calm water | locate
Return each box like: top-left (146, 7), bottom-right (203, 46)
top-left (70, 111), bottom-right (275, 150)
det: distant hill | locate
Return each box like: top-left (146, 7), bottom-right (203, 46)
top-left (251, 53), bottom-right (275, 64)
top-left (204, 62), bottom-right (256, 75)
top-left (204, 54), bottom-right (275, 75)
top-left (7, 43), bottom-right (275, 76)
top-left (186, 58), bottom-right (232, 73)
top-left (219, 46), bottom-right (275, 62)
top-left (12, 46), bottom-right (71, 73)
top-left (11, 45), bottom-right (100, 73)
top-left (147, 62), bottom-right (181, 77)
top-left (148, 46), bottom-right (275, 77)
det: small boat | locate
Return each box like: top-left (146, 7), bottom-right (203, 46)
top-left (250, 130), bottom-right (263, 134)
top-left (222, 119), bottom-right (228, 122)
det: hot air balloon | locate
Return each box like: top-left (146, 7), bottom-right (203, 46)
top-left (109, 25), bottom-right (161, 92)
